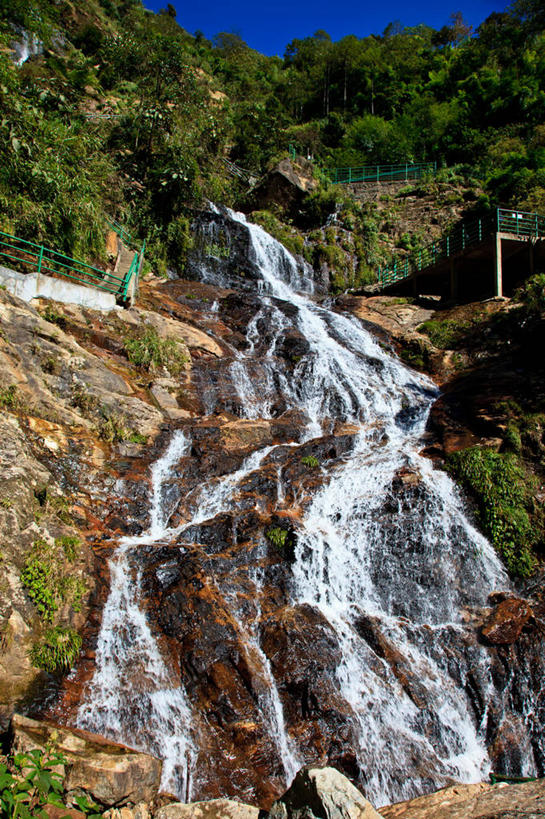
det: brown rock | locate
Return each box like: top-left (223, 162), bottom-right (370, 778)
top-left (379, 778), bottom-right (545, 819)
top-left (481, 598), bottom-right (533, 645)
top-left (43, 807), bottom-right (86, 819)
top-left (154, 800), bottom-right (259, 819)
top-left (11, 714), bottom-right (162, 808)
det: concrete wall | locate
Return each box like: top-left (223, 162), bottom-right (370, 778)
top-left (0, 265), bottom-right (116, 310)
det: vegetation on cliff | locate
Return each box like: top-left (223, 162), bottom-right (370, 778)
top-left (1, 0), bottom-right (544, 284)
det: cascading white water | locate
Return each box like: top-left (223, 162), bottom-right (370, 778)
top-left (201, 209), bottom-right (510, 801)
top-left (77, 431), bottom-right (196, 797)
top-left (78, 205), bottom-right (533, 807)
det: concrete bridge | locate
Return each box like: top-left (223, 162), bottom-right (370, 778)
top-left (377, 208), bottom-right (545, 301)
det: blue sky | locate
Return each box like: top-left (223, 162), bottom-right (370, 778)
top-left (143, 0), bottom-right (511, 56)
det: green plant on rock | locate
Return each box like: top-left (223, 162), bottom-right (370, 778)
top-left (55, 536), bottom-right (80, 562)
top-left (0, 748), bottom-right (67, 818)
top-left (124, 326), bottom-right (188, 375)
top-left (447, 447), bottom-right (538, 577)
top-left (301, 455), bottom-right (320, 468)
top-left (266, 526), bottom-right (296, 562)
top-left (29, 626), bottom-right (82, 673)
top-left (0, 384), bottom-right (19, 410)
top-left (21, 551), bottom-right (58, 622)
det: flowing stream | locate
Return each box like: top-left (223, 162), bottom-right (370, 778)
top-left (75, 206), bottom-right (539, 807)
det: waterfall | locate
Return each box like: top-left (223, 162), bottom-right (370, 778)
top-left (77, 432), bottom-right (196, 797)
top-left (76, 204), bottom-right (540, 807)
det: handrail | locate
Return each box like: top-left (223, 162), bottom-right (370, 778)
top-left (377, 207), bottom-right (545, 288)
top-left (0, 228), bottom-right (143, 302)
top-left (327, 162), bottom-right (436, 185)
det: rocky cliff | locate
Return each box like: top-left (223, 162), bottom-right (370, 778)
top-left (0, 207), bottom-right (544, 812)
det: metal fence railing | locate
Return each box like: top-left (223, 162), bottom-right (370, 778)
top-left (377, 207), bottom-right (545, 288)
top-left (0, 227), bottom-right (143, 302)
top-left (326, 162), bottom-right (437, 185)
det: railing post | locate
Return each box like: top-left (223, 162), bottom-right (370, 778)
top-left (479, 219), bottom-right (482, 242)
top-left (348, 167), bottom-right (352, 183)
top-left (446, 236), bottom-right (450, 257)
top-left (376, 166), bottom-right (379, 182)
top-left (37, 245), bottom-right (44, 275)
top-left (405, 163), bottom-right (408, 181)
top-left (462, 225), bottom-right (465, 249)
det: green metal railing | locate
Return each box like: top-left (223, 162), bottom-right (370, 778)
top-left (378, 207), bottom-right (545, 288)
top-left (327, 162), bottom-right (436, 185)
top-left (0, 229), bottom-right (142, 301)
top-left (107, 217), bottom-right (142, 252)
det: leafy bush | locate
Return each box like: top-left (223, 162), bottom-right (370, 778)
top-left (0, 748), bottom-right (66, 818)
top-left (447, 447), bottom-right (537, 577)
top-left (29, 626), bottom-right (82, 673)
top-left (124, 327), bottom-right (188, 375)
top-left (21, 537), bottom-right (85, 621)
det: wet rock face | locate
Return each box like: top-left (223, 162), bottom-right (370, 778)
top-left (481, 598), bottom-right (533, 645)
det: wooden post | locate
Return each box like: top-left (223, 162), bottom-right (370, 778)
top-left (494, 232), bottom-right (503, 297)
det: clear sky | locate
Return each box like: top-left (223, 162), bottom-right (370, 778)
top-left (143, 0), bottom-right (511, 57)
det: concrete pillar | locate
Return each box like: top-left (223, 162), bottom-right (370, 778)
top-left (449, 258), bottom-right (458, 301)
top-left (529, 240), bottom-right (535, 275)
top-left (494, 233), bottom-right (503, 297)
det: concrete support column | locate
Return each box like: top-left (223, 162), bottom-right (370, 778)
top-left (529, 240), bottom-right (535, 275)
top-left (494, 233), bottom-right (503, 297)
top-left (449, 258), bottom-right (458, 301)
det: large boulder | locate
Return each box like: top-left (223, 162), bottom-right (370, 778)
top-left (155, 799), bottom-right (259, 819)
top-left (481, 597), bottom-right (533, 645)
top-left (266, 767), bottom-right (383, 819)
top-left (10, 714), bottom-right (162, 808)
top-left (250, 157), bottom-right (318, 215)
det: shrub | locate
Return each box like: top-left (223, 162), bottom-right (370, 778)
top-left (0, 748), bottom-right (66, 817)
top-left (447, 447), bottom-right (537, 577)
top-left (29, 626), bottom-right (82, 673)
top-left (124, 326), bottom-right (188, 375)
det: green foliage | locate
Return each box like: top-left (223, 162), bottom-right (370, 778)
top-left (21, 536), bottom-right (85, 621)
top-left (29, 626), bottom-right (82, 673)
top-left (447, 447), bottom-right (537, 577)
top-left (516, 273), bottom-right (545, 314)
top-left (124, 326), bottom-right (188, 375)
top-left (418, 319), bottom-right (469, 349)
top-left (0, 748), bottom-right (66, 818)
top-left (251, 211), bottom-right (304, 257)
top-left (266, 526), bottom-right (296, 562)
top-left (21, 550), bottom-right (58, 621)
top-left (301, 455), bottom-right (320, 468)
top-left (55, 535), bottom-right (80, 562)
top-left (0, 384), bottom-right (19, 410)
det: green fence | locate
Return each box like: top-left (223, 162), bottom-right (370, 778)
top-left (327, 162), bottom-right (436, 185)
top-left (378, 207), bottom-right (545, 288)
top-left (0, 228), bottom-right (142, 301)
